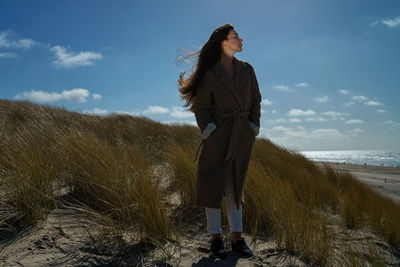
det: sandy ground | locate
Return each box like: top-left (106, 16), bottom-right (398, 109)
top-left (1, 162), bottom-right (400, 266)
top-left (0, 201), bottom-right (309, 266)
top-left (315, 161), bottom-right (400, 203)
top-left (0, 198), bottom-right (113, 266)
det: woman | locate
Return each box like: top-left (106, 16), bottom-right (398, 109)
top-left (178, 23), bottom-right (261, 259)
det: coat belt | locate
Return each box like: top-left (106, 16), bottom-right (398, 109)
top-left (193, 109), bottom-right (250, 163)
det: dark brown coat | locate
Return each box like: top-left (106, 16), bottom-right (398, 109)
top-left (193, 56), bottom-right (262, 210)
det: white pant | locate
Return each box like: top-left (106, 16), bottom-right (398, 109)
top-left (205, 177), bottom-right (243, 234)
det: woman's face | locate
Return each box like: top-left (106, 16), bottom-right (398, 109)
top-left (221, 29), bottom-right (243, 53)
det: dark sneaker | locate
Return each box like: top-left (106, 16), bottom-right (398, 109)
top-left (210, 237), bottom-right (228, 259)
top-left (232, 237), bottom-right (253, 258)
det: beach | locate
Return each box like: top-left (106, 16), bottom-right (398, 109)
top-left (315, 161), bottom-right (400, 203)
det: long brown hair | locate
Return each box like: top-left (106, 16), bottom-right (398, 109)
top-left (177, 23), bottom-right (234, 113)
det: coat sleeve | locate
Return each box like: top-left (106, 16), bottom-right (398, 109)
top-left (248, 64), bottom-right (262, 128)
top-left (194, 73), bottom-right (214, 133)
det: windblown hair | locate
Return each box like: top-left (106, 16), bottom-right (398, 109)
top-left (177, 23), bottom-right (234, 113)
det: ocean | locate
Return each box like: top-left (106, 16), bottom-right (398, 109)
top-left (299, 150), bottom-right (400, 167)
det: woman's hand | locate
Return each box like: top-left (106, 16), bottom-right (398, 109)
top-left (248, 119), bottom-right (259, 136)
top-left (201, 121), bottom-right (217, 140)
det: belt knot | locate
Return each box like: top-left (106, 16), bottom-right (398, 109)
top-left (193, 108), bottom-right (251, 163)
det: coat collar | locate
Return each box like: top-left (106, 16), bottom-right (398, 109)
top-left (211, 56), bottom-right (246, 110)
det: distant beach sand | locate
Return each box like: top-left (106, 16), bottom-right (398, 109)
top-left (315, 161), bottom-right (400, 203)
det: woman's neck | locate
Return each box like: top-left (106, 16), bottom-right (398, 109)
top-left (220, 59), bottom-right (235, 80)
top-left (220, 54), bottom-right (234, 68)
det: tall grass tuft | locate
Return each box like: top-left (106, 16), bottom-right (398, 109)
top-left (166, 143), bottom-right (197, 208)
top-left (0, 125), bottom-right (60, 225)
top-left (244, 159), bottom-right (333, 265)
top-left (60, 131), bottom-right (172, 242)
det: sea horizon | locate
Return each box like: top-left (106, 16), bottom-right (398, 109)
top-left (299, 149), bottom-right (400, 167)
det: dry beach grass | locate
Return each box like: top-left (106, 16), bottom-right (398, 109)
top-left (0, 99), bottom-right (400, 266)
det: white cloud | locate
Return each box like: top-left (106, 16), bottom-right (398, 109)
top-left (370, 20), bottom-right (379, 26)
top-left (352, 95), bottom-right (368, 101)
top-left (382, 16), bottom-right (400, 28)
top-left (272, 109), bottom-right (277, 114)
top-left (142, 105), bottom-right (170, 115)
top-left (112, 110), bottom-right (141, 116)
top-left (61, 89), bottom-right (90, 102)
top-left (289, 118), bottom-right (302, 123)
top-left (16, 39), bottom-right (36, 48)
top-left (92, 93), bottom-right (102, 100)
top-left (338, 89), bottom-right (350, 95)
top-left (50, 45), bottom-right (103, 68)
top-left (377, 109), bottom-right (387, 113)
top-left (0, 30), bottom-right (38, 49)
top-left (14, 88), bottom-right (90, 103)
top-left (344, 101), bottom-right (355, 107)
top-left (295, 82), bottom-right (308, 87)
top-left (385, 121), bottom-right (400, 127)
top-left (346, 119), bottom-right (364, 124)
top-left (271, 126), bottom-right (291, 131)
top-left (272, 84), bottom-right (292, 92)
top-left (170, 105), bottom-right (194, 119)
top-left (364, 100), bottom-right (383, 106)
top-left (306, 117), bottom-right (326, 122)
top-left (161, 120), bottom-right (197, 126)
top-left (349, 128), bottom-right (363, 136)
top-left (287, 109), bottom-right (316, 116)
top-left (83, 108), bottom-right (108, 115)
top-left (310, 128), bottom-right (347, 139)
top-left (261, 109), bottom-right (265, 113)
top-left (0, 52), bottom-right (18, 58)
top-left (259, 125), bottom-right (355, 150)
top-left (265, 127), bottom-right (347, 141)
top-left (322, 111), bottom-right (350, 117)
top-left (261, 98), bottom-right (272, 105)
top-left (313, 96), bottom-right (329, 103)
top-left (265, 118), bottom-right (285, 123)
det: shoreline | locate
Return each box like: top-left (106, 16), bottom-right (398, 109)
top-left (314, 161), bottom-right (400, 203)
top-left (314, 160), bottom-right (400, 172)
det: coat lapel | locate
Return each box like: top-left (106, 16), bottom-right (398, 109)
top-left (211, 56), bottom-right (244, 110)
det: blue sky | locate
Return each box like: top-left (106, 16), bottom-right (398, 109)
top-left (1, 0), bottom-right (399, 151)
